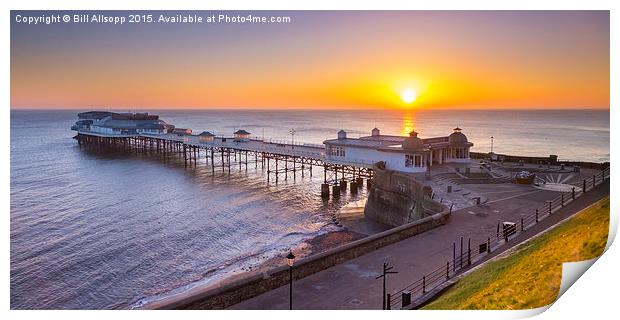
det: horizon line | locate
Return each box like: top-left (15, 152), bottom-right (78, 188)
top-left (10, 106), bottom-right (611, 112)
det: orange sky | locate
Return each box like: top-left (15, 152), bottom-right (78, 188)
top-left (11, 11), bottom-right (610, 110)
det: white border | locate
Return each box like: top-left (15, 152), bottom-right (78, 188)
top-left (3, 1), bottom-right (616, 320)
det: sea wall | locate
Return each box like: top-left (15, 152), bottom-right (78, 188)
top-left (147, 210), bottom-right (450, 310)
top-left (470, 152), bottom-right (559, 165)
top-left (470, 152), bottom-right (609, 170)
top-left (364, 162), bottom-right (444, 227)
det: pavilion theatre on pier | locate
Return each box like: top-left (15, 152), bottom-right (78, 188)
top-left (323, 127), bottom-right (473, 173)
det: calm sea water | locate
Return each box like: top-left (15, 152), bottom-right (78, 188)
top-left (10, 109), bottom-right (609, 309)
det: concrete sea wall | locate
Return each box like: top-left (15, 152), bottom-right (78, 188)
top-left (364, 162), bottom-right (444, 227)
top-left (148, 210), bottom-right (450, 310)
top-left (470, 152), bottom-right (609, 170)
top-left (470, 152), bottom-right (559, 165)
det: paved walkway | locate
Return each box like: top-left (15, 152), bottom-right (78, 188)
top-left (232, 181), bottom-right (610, 310)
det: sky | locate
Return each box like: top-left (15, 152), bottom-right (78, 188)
top-left (10, 11), bottom-right (610, 110)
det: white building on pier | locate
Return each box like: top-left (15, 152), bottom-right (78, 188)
top-left (198, 131), bottom-right (216, 142)
top-left (233, 129), bottom-right (251, 142)
top-left (323, 127), bottom-right (473, 173)
top-left (71, 111), bottom-right (173, 135)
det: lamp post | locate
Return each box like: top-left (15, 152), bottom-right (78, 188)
top-left (286, 251), bottom-right (296, 310)
top-left (490, 136), bottom-right (494, 154)
top-left (289, 128), bottom-right (296, 148)
top-left (376, 261), bottom-right (398, 310)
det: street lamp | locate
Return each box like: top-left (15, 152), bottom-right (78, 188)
top-left (376, 261), bottom-right (398, 310)
top-left (286, 251), bottom-right (296, 310)
top-left (289, 129), bottom-right (296, 149)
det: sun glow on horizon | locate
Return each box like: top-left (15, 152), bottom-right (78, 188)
top-left (401, 88), bottom-right (417, 105)
top-left (9, 11), bottom-right (610, 110)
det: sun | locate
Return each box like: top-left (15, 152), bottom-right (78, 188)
top-left (401, 88), bottom-right (417, 104)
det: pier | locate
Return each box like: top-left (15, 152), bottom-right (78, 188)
top-left (71, 111), bottom-right (481, 201)
top-left (74, 131), bottom-right (374, 198)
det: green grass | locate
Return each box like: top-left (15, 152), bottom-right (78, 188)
top-left (423, 196), bottom-right (610, 310)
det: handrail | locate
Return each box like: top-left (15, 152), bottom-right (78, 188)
top-left (389, 167), bottom-right (609, 309)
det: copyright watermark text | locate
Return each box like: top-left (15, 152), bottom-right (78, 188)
top-left (14, 13), bottom-right (292, 26)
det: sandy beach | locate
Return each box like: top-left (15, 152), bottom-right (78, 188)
top-left (134, 200), bottom-right (376, 309)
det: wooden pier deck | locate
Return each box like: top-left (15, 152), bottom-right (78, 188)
top-left (74, 131), bottom-right (375, 198)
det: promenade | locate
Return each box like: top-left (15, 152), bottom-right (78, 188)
top-left (232, 181), bottom-right (610, 309)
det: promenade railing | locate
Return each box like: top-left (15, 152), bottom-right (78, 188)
top-left (387, 166), bottom-right (610, 310)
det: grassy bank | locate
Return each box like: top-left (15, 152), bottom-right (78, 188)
top-left (423, 196), bottom-right (610, 310)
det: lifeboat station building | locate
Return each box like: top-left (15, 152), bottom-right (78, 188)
top-left (72, 111), bottom-right (174, 135)
top-left (323, 127), bottom-right (473, 173)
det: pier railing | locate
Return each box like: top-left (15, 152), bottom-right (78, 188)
top-left (323, 157), bottom-right (376, 168)
top-left (387, 166), bottom-right (609, 310)
top-left (139, 133), bottom-right (327, 158)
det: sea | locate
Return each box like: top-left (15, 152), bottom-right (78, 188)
top-left (10, 109), bottom-right (609, 309)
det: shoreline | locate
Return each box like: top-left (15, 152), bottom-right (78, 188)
top-left (132, 201), bottom-right (370, 310)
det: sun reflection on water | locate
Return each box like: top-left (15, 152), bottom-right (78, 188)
top-left (400, 111), bottom-right (416, 136)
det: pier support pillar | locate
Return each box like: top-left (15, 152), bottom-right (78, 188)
top-left (366, 179), bottom-right (372, 190)
top-left (350, 181), bottom-right (358, 194)
top-left (321, 183), bottom-right (330, 198)
top-left (355, 177), bottom-right (363, 187)
top-left (332, 185), bottom-right (341, 198)
top-left (340, 179), bottom-right (347, 192)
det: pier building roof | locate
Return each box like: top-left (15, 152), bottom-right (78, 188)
top-left (78, 111), bottom-right (117, 120)
top-left (78, 111), bottom-right (161, 121)
top-left (234, 129), bottom-right (251, 135)
top-left (111, 113), bottom-right (159, 120)
top-left (402, 131), bottom-right (426, 150)
top-left (199, 131), bottom-right (216, 137)
top-left (359, 134), bottom-right (407, 143)
top-left (99, 119), bottom-right (168, 129)
top-left (449, 127), bottom-right (469, 145)
top-left (172, 128), bottom-right (192, 135)
top-left (325, 127), bottom-right (473, 153)
top-left (324, 138), bottom-right (399, 149)
top-left (75, 119), bottom-right (93, 125)
top-left (73, 111), bottom-right (172, 135)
